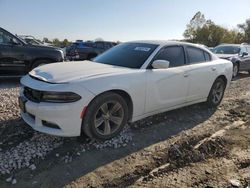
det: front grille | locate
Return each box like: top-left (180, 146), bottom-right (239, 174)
top-left (24, 87), bottom-right (42, 103)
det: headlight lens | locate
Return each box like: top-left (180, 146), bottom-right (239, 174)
top-left (42, 91), bottom-right (81, 103)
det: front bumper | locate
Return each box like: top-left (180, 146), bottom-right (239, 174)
top-left (19, 75), bottom-right (95, 137)
top-left (20, 98), bottom-right (83, 137)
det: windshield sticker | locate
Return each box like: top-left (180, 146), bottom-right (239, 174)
top-left (134, 47), bottom-right (151, 52)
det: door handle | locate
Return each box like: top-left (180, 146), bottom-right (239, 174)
top-left (183, 73), bottom-right (189, 77)
top-left (211, 67), bottom-right (216, 71)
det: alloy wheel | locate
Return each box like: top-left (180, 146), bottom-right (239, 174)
top-left (211, 81), bottom-right (224, 104)
top-left (233, 65), bottom-right (238, 77)
top-left (94, 101), bottom-right (124, 136)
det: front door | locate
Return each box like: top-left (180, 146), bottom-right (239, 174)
top-left (240, 47), bottom-right (250, 71)
top-left (0, 29), bottom-right (26, 76)
top-left (145, 46), bottom-right (189, 113)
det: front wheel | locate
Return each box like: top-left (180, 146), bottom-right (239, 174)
top-left (207, 78), bottom-right (226, 107)
top-left (232, 64), bottom-right (239, 78)
top-left (82, 92), bottom-right (129, 140)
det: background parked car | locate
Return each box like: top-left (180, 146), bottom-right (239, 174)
top-left (66, 40), bottom-right (117, 61)
top-left (0, 27), bottom-right (64, 76)
top-left (18, 35), bottom-right (54, 47)
top-left (213, 43), bottom-right (250, 77)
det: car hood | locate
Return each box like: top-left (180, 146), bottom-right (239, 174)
top-left (29, 61), bottom-right (132, 83)
top-left (216, 54), bottom-right (237, 59)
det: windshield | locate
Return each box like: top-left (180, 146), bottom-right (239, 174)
top-left (213, 45), bottom-right (240, 54)
top-left (93, 42), bottom-right (158, 68)
top-left (25, 38), bottom-right (42, 45)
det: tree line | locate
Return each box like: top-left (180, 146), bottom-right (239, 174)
top-left (183, 11), bottom-right (250, 47)
top-left (42, 38), bottom-right (71, 47)
top-left (40, 12), bottom-right (250, 48)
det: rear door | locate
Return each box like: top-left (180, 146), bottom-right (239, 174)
top-left (0, 29), bottom-right (27, 76)
top-left (185, 46), bottom-right (217, 102)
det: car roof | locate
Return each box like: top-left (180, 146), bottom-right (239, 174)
top-left (128, 40), bottom-right (207, 48)
top-left (217, 43), bottom-right (250, 47)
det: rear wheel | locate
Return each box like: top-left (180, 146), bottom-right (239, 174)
top-left (82, 92), bottom-right (129, 140)
top-left (207, 78), bottom-right (226, 107)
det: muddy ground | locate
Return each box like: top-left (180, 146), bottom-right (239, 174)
top-left (0, 73), bottom-right (250, 188)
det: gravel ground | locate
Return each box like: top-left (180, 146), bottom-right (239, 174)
top-left (0, 73), bottom-right (250, 187)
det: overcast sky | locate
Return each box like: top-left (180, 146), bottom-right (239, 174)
top-left (0, 0), bottom-right (250, 42)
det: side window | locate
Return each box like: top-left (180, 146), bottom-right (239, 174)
top-left (96, 42), bottom-right (104, 49)
top-left (240, 47), bottom-right (248, 54)
top-left (247, 47), bottom-right (250, 53)
top-left (0, 30), bottom-right (12, 45)
top-left (204, 51), bottom-right (211, 61)
top-left (154, 46), bottom-right (185, 67)
top-left (104, 43), bottom-right (111, 49)
top-left (187, 47), bottom-right (207, 64)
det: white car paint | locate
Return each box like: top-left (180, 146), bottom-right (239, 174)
top-left (20, 41), bottom-right (233, 137)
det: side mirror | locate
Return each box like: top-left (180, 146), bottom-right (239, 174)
top-left (242, 52), bottom-right (248, 57)
top-left (152, 60), bottom-right (170, 69)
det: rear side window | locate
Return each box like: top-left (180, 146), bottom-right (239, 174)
top-left (204, 51), bottom-right (211, 61)
top-left (187, 47), bottom-right (210, 64)
top-left (154, 46), bottom-right (185, 67)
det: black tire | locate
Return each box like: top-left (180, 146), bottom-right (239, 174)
top-left (82, 92), bottom-right (129, 140)
top-left (31, 60), bottom-right (50, 70)
top-left (232, 63), bottom-right (239, 78)
top-left (207, 78), bottom-right (226, 107)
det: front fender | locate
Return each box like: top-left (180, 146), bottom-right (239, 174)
top-left (81, 73), bottom-right (147, 119)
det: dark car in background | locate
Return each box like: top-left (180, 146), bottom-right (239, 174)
top-left (66, 40), bottom-right (117, 61)
top-left (0, 27), bottom-right (64, 76)
top-left (213, 43), bottom-right (250, 77)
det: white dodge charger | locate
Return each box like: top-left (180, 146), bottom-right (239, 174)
top-left (19, 41), bottom-right (232, 140)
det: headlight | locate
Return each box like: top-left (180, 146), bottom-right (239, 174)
top-left (42, 91), bottom-right (81, 103)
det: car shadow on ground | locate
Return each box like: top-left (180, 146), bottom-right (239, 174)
top-left (0, 102), bottom-right (218, 188)
top-left (232, 72), bottom-right (250, 81)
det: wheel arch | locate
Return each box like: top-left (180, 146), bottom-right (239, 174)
top-left (86, 89), bottom-right (134, 122)
top-left (216, 75), bottom-right (228, 86)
